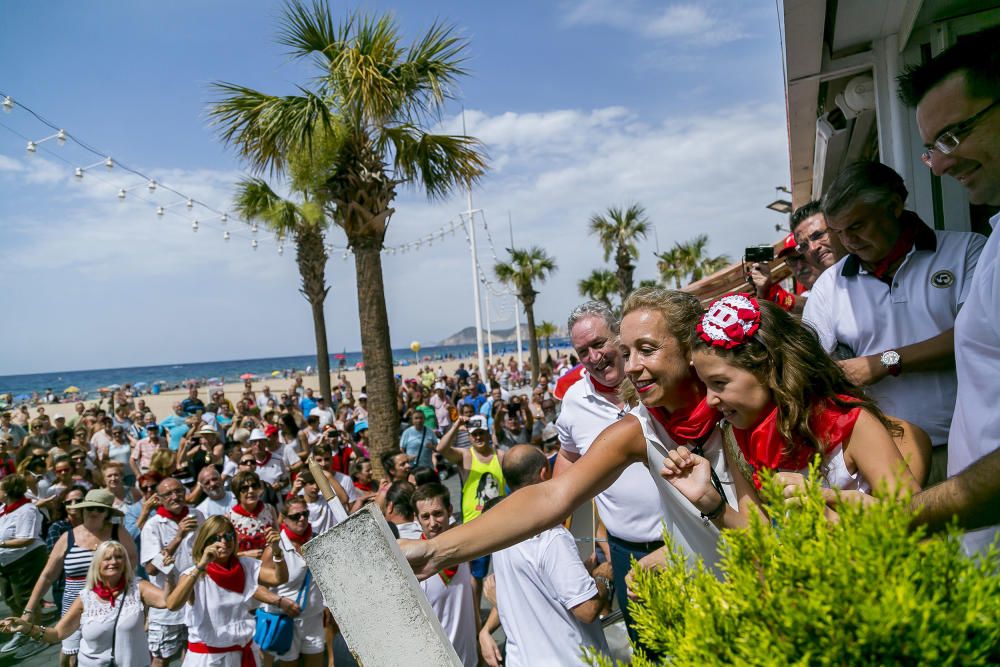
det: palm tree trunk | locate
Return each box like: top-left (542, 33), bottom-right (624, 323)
top-left (353, 239), bottom-right (401, 480)
top-left (524, 296), bottom-right (540, 383)
top-left (616, 248), bottom-right (634, 305)
top-left (296, 229), bottom-right (332, 404)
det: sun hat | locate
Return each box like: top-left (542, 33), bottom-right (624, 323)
top-left (197, 425), bottom-right (218, 436)
top-left (249, 428), bottom-right (268, 442)
top-left (67, 489), bottom-right (124, 517)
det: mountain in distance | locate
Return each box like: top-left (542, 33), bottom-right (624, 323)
top-left (437, 324), bottom-right (566, 346)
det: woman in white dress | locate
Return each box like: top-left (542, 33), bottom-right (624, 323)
top-left (0, 540), bottom-right (169, 667)
top-left (165, 514), bottom-right (288, 667)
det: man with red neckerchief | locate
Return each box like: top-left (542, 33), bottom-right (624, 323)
top-left (553, 301), bottom-right (664, 648)
top-left (803, 161), bottom-right (985, 485)
top-left (141, 476), bottom-right (204, 667)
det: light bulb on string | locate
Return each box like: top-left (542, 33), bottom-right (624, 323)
top-left (251, 223), bottom-right (258, 234)
top-left (252, 240), bottom-right (258, 250)
top-left (223, 231), bottom-right (230, 241)
top-left (56, 129), bottom-right (66, 146)
top-left (221, 213), bottom-right (228, 224)
top-left (186, 198), bottom-right (194, 209)
top-left (104, 157), bottom-right (114, 169)
top-left (277, 245), bottom-right (284, 255)
top-left (342, 252), bottom-right (348, 260)
top-left (147, 180), bottom-right (157, 192)
top-left (117, 188), bottom-right (126, 201)
top-left (1, 96), bottom-right (12, 112)
top-left (156, 206), bottom-right (165, 216)
top-left (192, 220), bottom-right (199, 232)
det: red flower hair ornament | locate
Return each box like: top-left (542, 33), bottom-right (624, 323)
top-left (697, 294), bottom-right (761, 349)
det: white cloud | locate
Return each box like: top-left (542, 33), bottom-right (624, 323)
top-left (0, 155), bottom-right (22, 172)
top-left (562, 0), bottom-right (745, 45)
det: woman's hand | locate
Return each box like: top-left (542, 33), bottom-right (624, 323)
top-left (264, 528), bottom-right (281, 550)
top-left (198, 543), bottom-right (220, 568)
top-left (659, 445), bottom-right (718, 511)
top-left (774, 471), bottom-right (808, 503)
top-left (0, 617), bottom-right (30, 634)
top-left (278, 597), bottom-right (301, 618)
top-left (479, 627), bottom-right (503, 667)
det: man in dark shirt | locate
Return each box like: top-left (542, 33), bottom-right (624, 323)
top-left (180, 387), bottom-right (205, 416)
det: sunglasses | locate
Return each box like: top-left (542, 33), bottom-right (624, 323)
top-left (140, 485), bottom-right (157, 492)
top-left (84, 507), bottom-right (109, 514)
top-left (239, 482), bottom-right (263, 493)
top-left (286, 511), bottom-right (309, 522)
top-left (71, 456), bottom-right (85, 462)
top-left (240, 459), bottom-right (256, 466)
top-left (207, 531), bottom-right (236, 545)
top-left (55, 467), bottom-right (72, 474)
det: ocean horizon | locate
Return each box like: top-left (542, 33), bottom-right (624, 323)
top-left (0, 339), bottom-right (570, 400)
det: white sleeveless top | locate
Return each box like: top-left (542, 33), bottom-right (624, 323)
top-left (78, 584), bottom-right (149, 667)
top-left (183, 557), bottom-right (262, 648)
top-left (264, 533), bottom-right (325, 618)
top-left (631, 404), bottom-right (736, 573)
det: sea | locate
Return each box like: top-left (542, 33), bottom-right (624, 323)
top-left (0, 339), bottom-right (570, 401)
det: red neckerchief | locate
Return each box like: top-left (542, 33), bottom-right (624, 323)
top-left (231, 501), bottom-right (264, 518)
top-left (156, 505), bottom-right (189, 523)
top-left (92, 579), bottom-right (126, 607)
top-left (421, 534), bottom-right (458, 584)
top-left (0, 497), bottom-right (31, 516)
top-left (554, 365), bottom-right (585, 400)
top-left (282, 523), bottom-right (313, 545)
top-left (187, 641), bottom-right (254, 667)
top-left (649, 397), bottom-right (720, 447)
top-left (205, 556), bottom-right (246, 594)
top-left (354, 480), bottom-right (375, 493)
top-left (868, 217), bottom-right (917, 283)
top-left (731, 396), bottom-right (862, 489)
top-left (589, 374), bottom-right (619, 395)
top-left (255, 451), bottom-right (272, 466)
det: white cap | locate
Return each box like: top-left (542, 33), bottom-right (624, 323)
top-left (249, 428), bottom-right (268, 441)
top-left (53, 414), bottom-right (65, 420)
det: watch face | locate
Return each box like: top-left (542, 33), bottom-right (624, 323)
top-left (881, 350), bottom-right (901, 366)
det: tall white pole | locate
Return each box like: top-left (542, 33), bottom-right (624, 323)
top-left (463, 109), bottom-right (488, 385)
top-left (484, 283), bottom-right (494, 365)
top-left (514, 296), bottom-right (524, 374)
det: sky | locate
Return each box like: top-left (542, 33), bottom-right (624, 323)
top-left (0, 0), bottom-right (791, 375)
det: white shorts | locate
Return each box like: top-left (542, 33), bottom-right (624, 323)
top-left (149, 622), bottom-right (187, 659)
top-left (273, 613), bottom-right (325, 661)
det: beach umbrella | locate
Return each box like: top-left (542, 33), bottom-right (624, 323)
top-left (64, 386), bottom-right (80, 393)
top-left (13, 393), bottom-right (30, 402)
top-left (354, 362), bottom-right (364, 369)
top-left (107, 384), bottom-right (121, 390)
top-left (154, 380), bottom-right (167, 385)
top-left (133, 382), bottom-right (147, 388)
top-left (271, 370), bottom-right (281, 377)
top-left (240, 373), bottom-right (255, 380)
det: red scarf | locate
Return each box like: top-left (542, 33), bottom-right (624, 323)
top-left (732, 396), bottom-right (863, 489)
top-left (282, 522), bottom-right (313, 546)
top-left (421, 534), bottom-right (458, 584)
top-left (92, 579), bottom-right (126, 607)
top-left (205, 556), bottom-right (246, 594)
top-left (187, 641), bottom-right (255, 667)
top-left (255, 451), bottom-right (272, 466)
top-left (868, 216), bottom-right (918, 283)
top-left (590, 375), bottom-right (619, 395)
top-left (0, 497), bottom-right (31, 517)
top-left (231, 501), bottom-right (264, 518)
top-left (649, 398), bottom-right (720, 447)
top-left (156, 505), bottom-right (189, 523)
top-left (354, 480), bottom-right (375, 493)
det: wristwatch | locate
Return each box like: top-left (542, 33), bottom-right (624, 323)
top-left (880, 350), bottom-right (902, 377)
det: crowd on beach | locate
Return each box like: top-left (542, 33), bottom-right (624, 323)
top-left (1, 33), bottom-right (999, 667)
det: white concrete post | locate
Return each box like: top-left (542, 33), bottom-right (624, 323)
top-left (301, 504), bottom-right (463, 666)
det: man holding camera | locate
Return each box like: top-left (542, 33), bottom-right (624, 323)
top-left (748, 234), bottom-right (820, 313)
top-left (803, 160), bottom-right (986, 484)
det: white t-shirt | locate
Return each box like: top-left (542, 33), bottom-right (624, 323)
top-left (418, 561), bottom-right (478, 667)
top-left (632, 404), bottom-right (735, 572)
top-left (196, 491), bottom-right (234, 518)
top-left (140, 509), bottom-right (204, 626)
top-left (309, 407), bottom-right (334, 428)
top-left (306, 497), bottom-right (349, 534)
top-left (184, 556), bottom-right (261, 648)
top-left (264, 533), bottom-right (325, 618)
top-left (493, 525), bottom-right (609, 666)
top-left (255, 453), bottom-right (288, 486)
top-left (803, 227), bottom-right (985, 445)
top-left (0, 502), bottom-right (44, 566)
top-left (556, 373), bottom-right (663, 542)
top-left (948, 212), bottom-right (1000, 555)
top-left (396, 521), bottom-right (423, 539)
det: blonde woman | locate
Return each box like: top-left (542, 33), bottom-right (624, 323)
top-left (0, 540), bottom-right (169, 667)
top-left (165, 515), bottom-right (288, 666)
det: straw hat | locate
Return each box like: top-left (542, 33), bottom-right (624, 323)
top-left (68, 489), bottom-right (124, 517)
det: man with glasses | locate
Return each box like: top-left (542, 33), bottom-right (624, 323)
top-left (749, 233), bottom-right (821, 313)
top-left (898, 28), bottom-right (1000, 552)
top-left (141, 477), bottom-right (204, 667)
top-left (803, 161), bottom-right (986, 484)
top-left (791, 200), bottom-right (847, 274)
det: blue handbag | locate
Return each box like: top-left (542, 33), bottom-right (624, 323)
top-left (254, 570), bottom-right (311, 655)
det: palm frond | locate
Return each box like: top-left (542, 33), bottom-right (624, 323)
top-left (278, 0), bottom-right (350, 67)
top-left (380, 125), bottom-right (487, 199)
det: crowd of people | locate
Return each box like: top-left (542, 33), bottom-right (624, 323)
top-left (1, 31), bottom-right (998, 667)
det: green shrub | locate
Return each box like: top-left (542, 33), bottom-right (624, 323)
top-left (588, 471), bottom-right (1000, 666)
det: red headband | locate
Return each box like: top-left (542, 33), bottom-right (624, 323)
top-left (697, 294), bottom-right (761, 349)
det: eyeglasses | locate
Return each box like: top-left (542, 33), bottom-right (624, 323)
top-left (207, 531), bottom-right (236, 545)
top-left (239, 482), bottom-right (263, 493)
top-left (140, 485), bottom-right (157, 492)
top-left (240, 459), bottom-right (256, 466)
top-left (921, 98), bottom-right (1000, 167)
top-left (71, 456), bottom-right (85, 462)
top-left (286, 511), bottom-right (309, 522)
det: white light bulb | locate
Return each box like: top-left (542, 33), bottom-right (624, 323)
top-left (74, 167), bottom-right (84, 179)
top-left (147, 180), bottom-right (157, 192)
top-left (117, 188), bottom-right (126, 200)
top-left (221, 213), bottom-right (228, 224)
top-left (192, 220), bottom-right (199, 232)
top-left (277, 245), bottom-right (284, 255)
top-left (2, 96), bottom-right (12, 112)
top-left (186, 198), bottom-right (194, 209)
top-left (104, 157), bottom-right (114, 169)
top-left (224, 231), bottom-right (230, 241)
top-left (56, 129), bottom-right (67, 146)
top-left (251, 223), bottom-right (258, 234)
top-left (26, 141), bottom-right (36, 153)
top-left (156, 206), bottom-right (164, 216)
top-left (252, 240), bottom-right (258, 250)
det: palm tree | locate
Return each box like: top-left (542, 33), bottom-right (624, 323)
top-left (588, 204), bottom-right (650, 305)
top-left (233, 176), bottom-right (333, 402)
top-left (495, 247), bottom-right (557, 383)
top-left (208, 2), bottom-right (487, 478)
top-left (656, 246), bottom-right (686, 289)
top-left (577, 269), bottom-right (618, 310)
top-left (536, 321), bottom-right (558, 359)
top-left (657, 235), bottom-right (732, 288)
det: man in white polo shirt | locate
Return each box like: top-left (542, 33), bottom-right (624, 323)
top-left (898, 28), bottom-right (1000, 552)
top-left (554, 301), bottom-right (662, 647)
top-left (803, 161), bottom-right (986, 484)
top-left (483, 445), bottom-right (612, 666)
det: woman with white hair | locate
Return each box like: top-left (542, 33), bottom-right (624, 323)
top-left (0, 540), bottom-right (169, 667)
